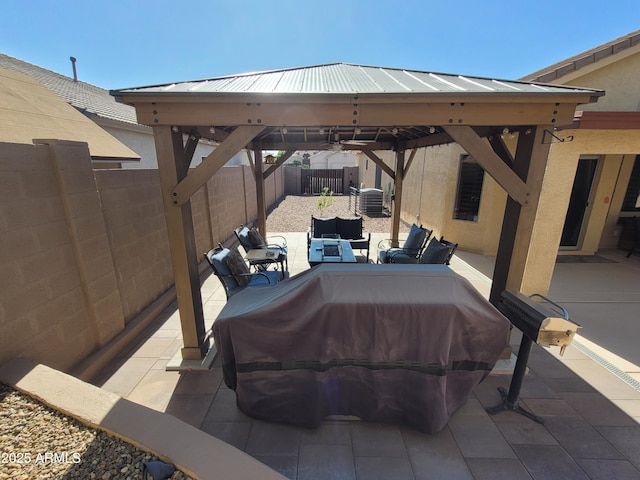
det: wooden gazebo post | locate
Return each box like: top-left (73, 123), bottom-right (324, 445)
top-left (153, 126), bottom-right (207, 360)
top-left (390, 147), bottom-right (406, 248)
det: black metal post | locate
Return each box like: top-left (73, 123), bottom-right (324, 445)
top-left (486, 335), bottom-right (544, 423)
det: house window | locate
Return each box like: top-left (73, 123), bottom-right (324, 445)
top-left (621, 155), bottom-right (640, 212)
top-left (453, 155), bottom-right (485, 222)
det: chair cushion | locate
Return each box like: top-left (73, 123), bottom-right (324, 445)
top-left (387, 252), bottom-right (417, 264)
top-left (247, 270), bottom-right (280, 287)
top-left (378, 247), bottom-right (405, 264)
top-left (312, 217), bottom-right (337, 238)
top-left (235, 226), bottom-right (252, 250)
top-left (403, 224), bottom-right (427, 253)
top-left (248, 228), bottom-right (265, 248)
top-left (336, 217), bottom-right (363, 240)
top-left (225, 249), bottom-right (250, 286)
top-left (419, 239), bottom-right (451, 264)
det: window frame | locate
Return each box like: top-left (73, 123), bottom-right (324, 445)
top-left (453, 154), bottom-right (485, 222)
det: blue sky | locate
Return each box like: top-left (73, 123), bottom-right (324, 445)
top-left (2, 0), bottom-right (638, 90)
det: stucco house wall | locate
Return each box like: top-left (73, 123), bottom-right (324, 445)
top-left (358, 32), bottom-right (639, 268)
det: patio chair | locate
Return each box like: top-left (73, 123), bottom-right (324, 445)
top-left (626, 216), bottom-right (640, 258)
top-left (388, 236), bottom-right (458, 265)
top-left (376, 224), bottom-right (432, 263)
top-left (234, 224), bottom-right (288, 272)
top-left (419, 236), bottom-right (458, 265)
top-left (204, 244), bottom-right (283, 299)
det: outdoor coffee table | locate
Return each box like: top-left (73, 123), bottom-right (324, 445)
top-left (244, 248), bottom-right (287, 276)
top-left (308, 238), bottom-right (357, 267)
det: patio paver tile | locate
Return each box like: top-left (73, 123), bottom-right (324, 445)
top-left (245, 421), bottom-right (303, 456)
top-left (124, 368), bottom-right (181, 411)
top-left (164, 393), bottom-right (214, 428)
top-left (130, 337), bottom-right (176, 358)
top-left (350, 422), bottom-right (407, 458)
top-left (201, 388), bottom-right (252, 423)
top-left (448, 413), bottom-right (516, 458)
top-left (173, 369), bottom-right (224, 395)
top-left (252, 455), bottom-right (298, 480)
top-left (300, 421), bottom-right (351, 445)
top-left (354, 456), bottom-right (414, 480)
top-left (297, 444), bottom-right (356, 480)
top-left (558, 391), bottom-right (639, 427)
top-left (465, 458), bottom-right (533, 480)
top-left (544, 415), bottom-right (624, 460)
top-left (577, 459), bottom-right (640, 480)
top-left (495, 421), bottom-right (559, 445)
top-left (597, 426), bottom-right (640, 470)
top-left (402, 427), bottom-right (473, 480)
top-left (98, 356), bottom-right (157, 397)
top-left (199, 421), bottom-right (251, 451)
top-left (511, 444), bottom-right (589, 480)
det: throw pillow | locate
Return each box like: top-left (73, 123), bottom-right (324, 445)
top-left (248, 228), bottom-right (265, 249)
top-left (225, 249), bottom-right (250, 286)
top-left (312, 217), bottom-right (337, 238)
top-left (419, 239), bottom-right (450, 264)
top-left (404, 224), bottom-right (427, 254)
top-left (336, 217), bottom-right (362, 240)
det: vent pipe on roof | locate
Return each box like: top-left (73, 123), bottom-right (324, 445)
top-left (70, 56), bottom-right (78, 82)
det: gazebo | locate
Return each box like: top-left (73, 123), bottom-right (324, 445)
top-left (111, 63), bottom-right (603, 363)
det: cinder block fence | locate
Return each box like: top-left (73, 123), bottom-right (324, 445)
top-left (0, 140), bottom-right (283, 375)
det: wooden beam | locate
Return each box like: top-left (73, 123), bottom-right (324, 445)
top-left (254, 148), bottom-right (267, 236)
top-left (264, 150), bottom-right (294, 179)
top-left (443, 126), bottom-right (530, 206)
top-left (390, 149), bottom-right (406, 248)
top-left (362, 149), bottom-right (395, 179)
top-left (405, 149), bottom-right (418, 174)
top-left (487, 132), bottom-right (514, 165)
top-left (133, 101), bottom-right (581, 128)
top-left (183, 130), bottom-right (201, 172)
top-left (490, 126), bottom-right (552, 305)
top-left (172, 125), bottom-right (265, 206)
top-left (153, 126), bottom-right (206, 360)
top-left (245, 150), bottom-right (256, 181)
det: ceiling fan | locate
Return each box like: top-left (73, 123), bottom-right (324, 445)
top-left (322, 129), bottom-right (374, 150)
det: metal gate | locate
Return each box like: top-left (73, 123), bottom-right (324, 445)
top-left (301, 169), bottom-right (343, 194)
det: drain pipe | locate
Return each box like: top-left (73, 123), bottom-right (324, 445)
top-left (70, 56), bottom-right (78, 82)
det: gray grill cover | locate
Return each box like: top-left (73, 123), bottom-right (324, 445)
top-left (212, 264), bottom-right (510, 433)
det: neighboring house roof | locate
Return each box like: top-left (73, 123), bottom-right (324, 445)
top-left (522, 30), bottom-right (640, 83)
top-left (0, 52), bottom-right (139, 125)
top-left (114, 62), bottom-right (600, 96)
top-left (0, 68), bottom-right (139, 160)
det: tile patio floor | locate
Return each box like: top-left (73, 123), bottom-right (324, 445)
top-left (93, 233), bottom-right (640, 479)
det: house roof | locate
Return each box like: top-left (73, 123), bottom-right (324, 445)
top-left (114, 62), bottom-right (601, 97)
top-left (522, 29), bottom-right (640, 83)
top-left (0, 67), bottom-right (139, 161)
top-left (0, 52), bottom-right (139, 126)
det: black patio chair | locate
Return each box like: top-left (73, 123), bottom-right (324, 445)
top-left (377, 224), bottom-right (432, 263)
top-left (204, 244), bottom-right (284, 299)
top-left (420, 236), bottom-right (458, 265)
top-left (388, 236), bottom-right (458, 265)
top-left (234, 224), bottom-right (288, 272)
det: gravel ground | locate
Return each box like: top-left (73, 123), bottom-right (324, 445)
top-left (266, 194), bottom-right (410, 234)
top-left (0, 384), bottom-right (192, 480)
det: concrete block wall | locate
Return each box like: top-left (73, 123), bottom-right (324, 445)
top-left (94, 168), bottom-right (173, 322)
top-left (0, 140), bottom-right (284, 373)
top-left (0, 141), bottom-right (124, 371)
